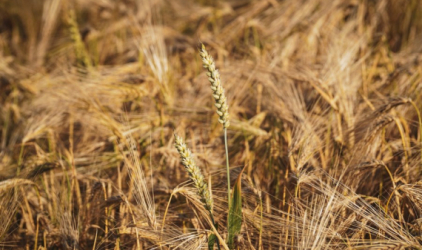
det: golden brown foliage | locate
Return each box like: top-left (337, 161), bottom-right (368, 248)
top-left (1, 0), bottom-right (422, 249)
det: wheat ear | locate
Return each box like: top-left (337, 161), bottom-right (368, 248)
top-left (199, 44), bottom-right (230, 128)
top-left (174, 134), bottom-right (213, 211)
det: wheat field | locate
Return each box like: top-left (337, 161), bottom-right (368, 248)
top-left (1, 0), bottom-right (422, 249)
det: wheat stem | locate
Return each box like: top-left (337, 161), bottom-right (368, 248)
top-left (224, 128), bottom-right (231, 209)
top-left (199, 44), bottom-right (231, 210)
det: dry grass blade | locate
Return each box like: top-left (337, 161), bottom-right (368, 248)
top-left (123, 135), bottom-right (157, 229)
top-left (0, 178), bottom-right (35, 193)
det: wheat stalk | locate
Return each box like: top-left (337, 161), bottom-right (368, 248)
top-left (199, 44), bottom-right (232, 212)
top-left (174, 134), bottom-right (222, 248)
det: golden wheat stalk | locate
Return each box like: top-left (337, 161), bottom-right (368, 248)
top-left (174, 134), bottom-right (213, 211)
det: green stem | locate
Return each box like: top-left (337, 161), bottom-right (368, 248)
top-left (210, 213), bottom-right (221, 250)
top-left (224, 128), bottom-right (231, 209)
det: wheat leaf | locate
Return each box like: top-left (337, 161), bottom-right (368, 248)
top-left (227, 166), bottom-right (245, 249)
top-left (208, 233), bottom-right (217, 250)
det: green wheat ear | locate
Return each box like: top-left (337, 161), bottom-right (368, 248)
top-left (67, 8), bottom-right (91, 69)
top-left (199, 44), bottom-right (230, 128)
top-left (174, 134), bottom-right (213, 211)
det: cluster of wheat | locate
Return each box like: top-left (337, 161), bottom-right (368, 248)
top-left (0, 0), bottom-right (422, 249)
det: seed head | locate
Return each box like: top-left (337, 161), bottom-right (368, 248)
top-left (174, 134), bottom-right (213, 211)
top-left (199, 44), bottom-right (230, 128)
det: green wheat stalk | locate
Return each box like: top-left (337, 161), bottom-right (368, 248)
top-left (199, 44), bottom-right (231, 209)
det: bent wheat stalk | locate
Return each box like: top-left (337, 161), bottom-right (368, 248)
top-left (174, 134), bottom-right (221, 249)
